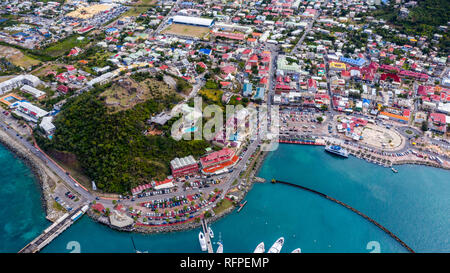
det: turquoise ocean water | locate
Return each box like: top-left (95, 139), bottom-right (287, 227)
top-left (0, 144), bottom-right (49, 252)
top-left (1, 143), bottom-right (449, 253)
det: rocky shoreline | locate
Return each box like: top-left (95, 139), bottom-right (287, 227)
top-left (87, 204), bottom-right (236, 234)
top-left (0, 129), bottom-right (63, 222)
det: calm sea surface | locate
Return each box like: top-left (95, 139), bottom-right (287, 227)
top-left (1, 143), bottom-right (448, 253)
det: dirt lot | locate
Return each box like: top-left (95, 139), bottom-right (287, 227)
top-left (162, 24), bottom-right (210, 38)
top-left (0, 45), bottom-right (40, 68)
top-left (354, 123), bottom-right (403, 150)
top-left (67, 4), bottom-right (113, 19)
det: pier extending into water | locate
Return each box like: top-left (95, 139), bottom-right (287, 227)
top-left (271, 179), bottom-right (415, 253)
top-left (201, 218), bottom-right (213, 253)
top-left (18, 204), bottom-right (89, 253)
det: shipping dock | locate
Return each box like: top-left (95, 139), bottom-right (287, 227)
top-left (18, 204), bottom-right (89, 253)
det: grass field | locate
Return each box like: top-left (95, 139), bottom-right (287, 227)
top-left (42, 35), bottom-right (90, 57)
top-left (162, 24), bottom-right (210, 38)
top-left (121, 6), bottom-right (151, 17)
top-left (213, 198), bottom-right (234, 214)
top-left (0, 45), bottom-right (40, 68)
top-left (199, 88), bottom-right (224, 105)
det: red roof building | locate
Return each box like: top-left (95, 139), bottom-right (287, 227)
top-left (200, 148), bottom-right (235, 169)
top-left (429, 113), bottom-right (447, 134)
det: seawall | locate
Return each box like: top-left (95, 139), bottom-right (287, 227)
top-left (0, 129), bottom-right (63, 222)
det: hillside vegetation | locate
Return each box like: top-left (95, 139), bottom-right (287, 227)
top-left (36, 83), bottom-right (210, 193)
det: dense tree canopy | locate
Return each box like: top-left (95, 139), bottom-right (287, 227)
top-left (37, 84), bottom-right (210, 193)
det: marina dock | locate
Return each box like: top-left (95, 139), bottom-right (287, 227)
top-left (18, 204), bottom-right (89, 253)
top-left (272, 180), bottom-right (415, 253)
top-left (237, 200), bottom-right (247, 213)
top-left (201, 218), bottom-right (213, 253)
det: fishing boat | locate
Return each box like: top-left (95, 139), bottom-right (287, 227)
top-left (291, 248), bottom-right (301, 253)
top-left (391, 167), bottom-right (398, 173)
top-left (267, 237), bottom-right (284, 253)
top-left (216, 242), bottom-right (223, 253)
top-left (253, 242), bottom-right (265, 253)
top-left (208, 226), bottom-right (214, 239)
top-left (199, 232), bottom-right (207, 251)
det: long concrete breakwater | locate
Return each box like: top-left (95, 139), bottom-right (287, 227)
top-left (271, 179), bottom-right (415, 253)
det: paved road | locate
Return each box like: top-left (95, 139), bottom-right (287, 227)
top-left (0, 120), bottom-right (94, 201)
top-left (291, 11), bottom-right (320, 54)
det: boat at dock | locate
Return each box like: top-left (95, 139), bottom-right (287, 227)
top-left (208, 226), bottom-right (214, 239)
top-left (391, 167), bottom-right (398, 173)
top-left (199, 232), bottom-right (207, 251)
top-left (253, 242), bottom-right (265, 253)
top-left (325, 145), bottom-right (349, 158)
top-left (291, 248), bottom-right (301, 253)
top-left (267, 237), bottom-right (284, 253)
top-left (216, 242), bottom-right (223, 253)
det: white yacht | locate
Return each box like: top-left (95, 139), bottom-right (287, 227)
top-left (253, 242), bottom-right (265, 253)
top-left (199, 232), bottom-right (207, 251)
top-left (208, 226), bottom-right (214, 239)
top-left (216, 242), bottom-right (223, 253)
top-left (291, 248), bottom-right (301, 253)
top-left (267, 237), bottom-right (284, 253)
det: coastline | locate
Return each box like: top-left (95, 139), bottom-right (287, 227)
top-left (0, 129), bottom-right (64, 222)
top-left (4, 126), bottom-right (448, 236)
top-left (84, 150), bottom-right (270, 235)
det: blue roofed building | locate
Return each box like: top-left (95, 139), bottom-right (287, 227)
top-left (243, 83), bottom-right (253, 96)
top-left (106, 27), bottom-right (118, 33)
top-left (253, 87), bottom-right (265, 100)
top-left (339, 56), bottom-right (366, 67)
top-left (198, 48), bottom-right (212, 55)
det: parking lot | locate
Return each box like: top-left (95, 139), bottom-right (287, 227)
top-left (53, 183), bottom-right (82, 212)
top-left (279, 109), bottom-right (327, 136)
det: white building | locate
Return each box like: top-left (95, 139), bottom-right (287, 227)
top-left (0, 75), bottom-right (42, 95)
top-left (20, 85), bottom-right (46, 99)
top-left (87, 72), bottom-right (115, 86)
top-left (40, 116), bottom-right (56, 135)
top-left (170, 16), bottom-right (214, 28)
top-left (10, 101), bottom-right (48, 123)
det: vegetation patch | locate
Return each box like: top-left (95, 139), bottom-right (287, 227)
top-left (213, 198), bottom-right (234, 215)
top-left (36, 84), bottom-right (211, 193)
top-left (0, 45), bottom-right (40, 69)
top-left (100, 76), bottom-right (180, 113)
top-left (42, 35), bottom-right (90, 57)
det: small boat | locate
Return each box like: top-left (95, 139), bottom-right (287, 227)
top-left (391, 167), bottom-right (398, 173)
top-left (253, 242), bottom-right (265, 253)
top-left (267, 237), bottom-right (284, 253)
top-left (291, 248), bottom-right (301, 253)
top-left (216, 242), bottom-right (223, 253)
top-left (208, 227), bottom-right (214, 239)
top-left (199, 232), bottom-right (207, 251)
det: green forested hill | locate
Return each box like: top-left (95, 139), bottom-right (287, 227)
top-left (36, 85), bottom-right (210, 193)
top-left (371, 0), bottom-right (449, 52)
